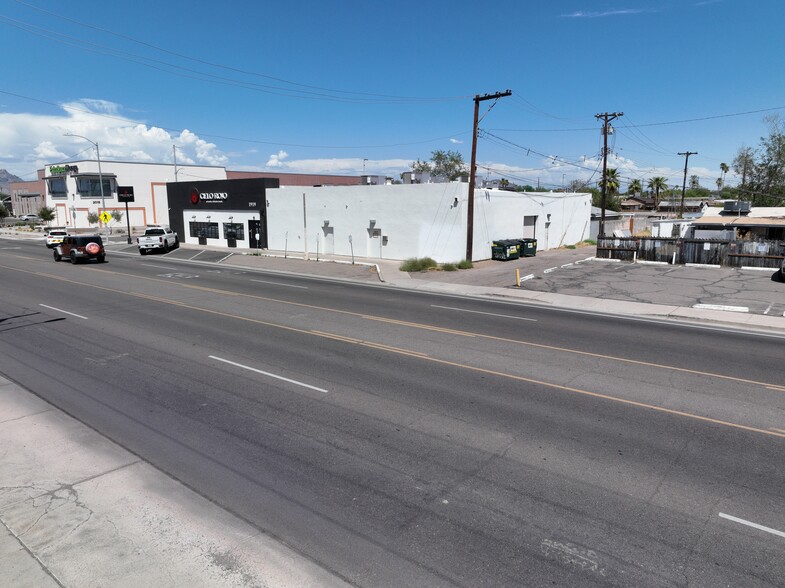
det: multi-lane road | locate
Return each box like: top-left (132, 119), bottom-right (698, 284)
top-left (1, 239), bottom-right (784, 587)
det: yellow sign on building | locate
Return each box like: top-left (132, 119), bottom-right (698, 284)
top-left (99, 211), bottom-right (112, 224)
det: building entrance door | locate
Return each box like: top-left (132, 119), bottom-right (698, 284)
top-left (248, 219), bottom-right (264, 250)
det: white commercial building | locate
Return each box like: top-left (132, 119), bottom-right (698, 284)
top-left (263, 183), bottom-right (591, 262)
top-left (43, 160), bottom-right (226, 232)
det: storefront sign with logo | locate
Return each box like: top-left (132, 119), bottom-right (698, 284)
top-left (49, 164), bottom-right (79, 175)
top-left (189, 187), bottom-right (229, 204)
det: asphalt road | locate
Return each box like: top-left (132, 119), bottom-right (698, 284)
top-left (1, 240), bottom-right (784, 587)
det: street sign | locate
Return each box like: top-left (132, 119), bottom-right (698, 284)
top-left (118, 186), bottom-right (135, 203)
top-left (99, 211), bottom-right (112, 224)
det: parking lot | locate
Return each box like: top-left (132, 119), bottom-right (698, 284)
top-left (406, 245), bottom-right (785, 317)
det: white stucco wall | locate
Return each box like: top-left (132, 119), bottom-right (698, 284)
top-left (44, 161), bottom-right (226, 232)
top-left (267, 183), bottom-right (591, 262)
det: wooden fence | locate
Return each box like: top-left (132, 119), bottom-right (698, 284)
top-left (596, 236), bottom-right (785, 268)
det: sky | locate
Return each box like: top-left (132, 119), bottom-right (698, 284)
top-left (1, 0), bottom-right (784, 191)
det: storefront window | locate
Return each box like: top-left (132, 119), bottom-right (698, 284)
top-left (48, 177), bottom-right (67, 198)
top-left (222, 223), bottom-right (244, 240)
top-left (190, 222), bottom-right (219, 239)
top-left (76, 177), bottom-right (113, 198)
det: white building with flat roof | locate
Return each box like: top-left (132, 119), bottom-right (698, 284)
top-left (43, 160), bottom-right (226, 232)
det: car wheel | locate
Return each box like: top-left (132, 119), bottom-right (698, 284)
top-left (163, 242), bottom-right (170, 253)
top-left (174, 237), bottom-right (180, 249)
top-left (139, 249), bottom-right (147, 256)
top-left (53, 250), bottom-right (61, 262)
top-left (98, 254), bottom-right (106, 263)
top-left (70, 252), bottom-right (77, 264)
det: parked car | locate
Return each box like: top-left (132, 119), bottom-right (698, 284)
top-left (137, 225), bottom-right (179, 255)
top-left (45, 228), bottom-right (68, 248)
top-left (18, 214), bottom-right (41, 222)
top-left (53, 235), bottom-right (106, 264)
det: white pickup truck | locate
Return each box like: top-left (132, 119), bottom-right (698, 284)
top-left (137, 226), bottom-right (179, 255)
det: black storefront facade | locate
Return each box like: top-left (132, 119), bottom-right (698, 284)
top-left (167, 178), bottom-right (279, 249)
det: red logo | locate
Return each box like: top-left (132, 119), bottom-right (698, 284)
top-left (190, 188), bottom-right (199, 205)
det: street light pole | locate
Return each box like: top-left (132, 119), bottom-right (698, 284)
top-left (65, 133), bottom-right (108, 243)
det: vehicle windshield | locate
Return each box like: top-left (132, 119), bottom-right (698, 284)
top-left (145, 228), bottom-right (165, 235)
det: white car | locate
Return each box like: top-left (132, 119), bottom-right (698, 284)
top-left (19, 214), bottom-right (41, 222)
top-left (45, 229), bottom-right (68, 248)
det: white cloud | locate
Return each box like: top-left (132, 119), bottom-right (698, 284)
top-left (562, 9), bottom-right (650, 18)
top-left (449, 138), bottom-right (463, 144)
top-left (0, 99), bottom-right (228, 178)
top-left (266, 150), bottom-right (289, 167)
top-left (263, 156), bottom-right (414, 177)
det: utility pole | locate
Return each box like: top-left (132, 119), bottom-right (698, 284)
top-left (594, 112), bottom-right (623, 237)
top-left (678, 151), bottom-right (697, 218)
top-left (466, 90), bottom-right (512, 261)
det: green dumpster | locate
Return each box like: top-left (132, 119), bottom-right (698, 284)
top-left (491, 239), bottom-right (520, 261)
top-left (519, 238), bottom-right (537, 257)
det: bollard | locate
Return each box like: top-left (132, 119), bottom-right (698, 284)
top-left (516, 268), bottom-right (521, 287)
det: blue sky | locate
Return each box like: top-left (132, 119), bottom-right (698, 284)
top-left (1, 0), bottom-right (784, 191)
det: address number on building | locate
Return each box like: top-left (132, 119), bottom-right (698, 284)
top-left (248, 202), bottom-right (257, 207)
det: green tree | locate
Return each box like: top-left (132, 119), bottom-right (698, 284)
top-left (689, 175), bottom-right (700, 190)
top-left (411, 149), bottom-right (467, 181)
top-left (599, 168), bottom-right (620, 194)
top-left (627, 179), bottom-right (642, 196)
top-left (595, 169), bottom-right (621, 211)
top-left (87, 211), bottom-right (100, 226)
top-left (0, 203), bottom-right (8, 219)
top-left (733, 146), bottom-right (755, 189)
top-left (647, 177), bottom-right (668, 209)
top-left (38, 206), bottom-right (55, 224)
top-left (411, 159), bottom-right (431, 174)
top-left (719, 162), bottom-right (729, 188)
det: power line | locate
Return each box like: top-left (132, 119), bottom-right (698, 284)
top-left (6, 2), bottom-right (470, 104)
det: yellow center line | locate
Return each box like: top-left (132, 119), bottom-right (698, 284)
top-left (2, 262), bottom-right (784, 439)
top-left (3, 261), bottom-right (784, 393)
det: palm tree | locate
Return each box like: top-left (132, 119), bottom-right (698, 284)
top-left (599, 168), bottom-right (621, 211)
top-left (647, 177), bottom-right (668, 209)
top-left (627, 179), bottom-right (642, 197)
top-left (600, 168), bottom-right (620, 195)
top-left (689, 175), bottom-right (700, 190)
top-left (720, 162), bottom-right (729, 188)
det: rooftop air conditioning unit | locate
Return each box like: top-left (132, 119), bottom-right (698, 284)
top-left (722, 201), bottom-right (751, 215)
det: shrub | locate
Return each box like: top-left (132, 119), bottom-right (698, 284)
top-left (441, 263), bottom-right (457, 271)
top-left (399, 257), bottom-right (438, 272)
top-left (457, 259), bottom-right (473, 269)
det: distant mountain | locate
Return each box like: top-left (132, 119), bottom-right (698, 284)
top-left (0, 169), bottom-right (23, 194)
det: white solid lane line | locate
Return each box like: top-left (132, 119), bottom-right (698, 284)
top-left (718, 513), bottom-right (785, 539)
top-left (209, 355), bottom-right (328, 393)
top-left (431, 305), bottom-right (537, 322)
top-left (250, 279), bottom-right (308, 289)
top-left (39, 304), bottom-right (88, 319)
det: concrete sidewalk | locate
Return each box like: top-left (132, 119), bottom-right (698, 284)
top-left (0, 377), bottom-right (351, 588)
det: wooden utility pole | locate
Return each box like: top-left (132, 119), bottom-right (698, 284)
top-left (678, 151), bottom-right (697, 218)
top-left (466, 90), bottom-right (512, 261)
top-left (594, 112), bottom-right (623, 237)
